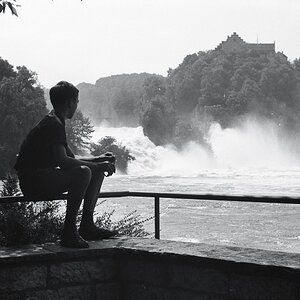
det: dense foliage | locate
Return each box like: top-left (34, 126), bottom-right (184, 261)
top-left (75, 51), bottom-right (300, 147)
top-left (90, 136), bottom-right (135, 174)
top-left (140, 51), bottom-right (300, 146)
top-left (0, 58), bottom-right (48, 178)
top-left (140, 76), bottom-right (176, 145)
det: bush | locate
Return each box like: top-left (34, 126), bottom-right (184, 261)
top-left (92, 200), bottom-right (153, 238)
top-left (0, 173), bottom-right (64, 246)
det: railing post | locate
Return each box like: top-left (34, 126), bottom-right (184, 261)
top-left (154, 196), bottom-right (160, 239)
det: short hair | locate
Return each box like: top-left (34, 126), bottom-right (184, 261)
top-left (49, 81), bottom-right (79, 109)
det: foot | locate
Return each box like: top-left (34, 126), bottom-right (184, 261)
top-left (60, 230), bottom-right (89, 248)
top-left (79, 225), bottom-right (118, 241)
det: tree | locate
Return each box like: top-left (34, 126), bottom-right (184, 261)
top-left (0, 57), bottom-right (16, 81)
top-left (226, 79), bottom-right (263, 116)
top-left (65, 109), bottom-right (94, 155)
top-left (141, 98), bottom-right (176, 146)
top-left (0, 1), bottom-right (18, 16)
top-left (90, 136), bottom-right (135, 174)
top-left (260, 57), bottom-right (298, 107)
top-left (0, 63), bottom-right (48, 178)
top-left (293, 58), bottom-right (300, 79)
top-left (142, 76), bottom-right (166, 101)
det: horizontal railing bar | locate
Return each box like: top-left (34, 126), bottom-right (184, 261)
top-left (0, 191), bottom-right (132, 204)
top-left (0, 191), bottom-right (300, 204)
top-left (127, 192), bottom-right (300, 204)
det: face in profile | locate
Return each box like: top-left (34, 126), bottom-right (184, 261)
top-left (68, 96), bottom-right (79, 119)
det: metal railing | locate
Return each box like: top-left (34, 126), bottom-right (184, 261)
top-left (1, 191), bottom-right (300, 239)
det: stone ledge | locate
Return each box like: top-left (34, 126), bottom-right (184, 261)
top-left (0, 237), bottom-right (299, 270)
top-left (0, 238), bottom-right (299, 300)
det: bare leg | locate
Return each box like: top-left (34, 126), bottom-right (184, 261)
top-left (79, 167), bottom-right (118, 240)
top-left (34, 166), bottom-right (92, 248)
top-left (80, 167), bottom-right (104, 227)
top-left (64, 166), bottom-right (92, 231)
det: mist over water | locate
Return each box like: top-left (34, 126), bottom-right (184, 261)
top-left (92, 118), bottom-right (300, 177)
top-left (91, 119), bottom-right (300, 252)
top-left (208, 118), bottom-right (300, 170)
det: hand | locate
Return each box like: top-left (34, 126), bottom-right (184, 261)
top-left (97, 161), bottom-right (115, 177)
top-left (103, 152), bottom-right (116, 164)
top-left (93, 152), bottom-right (116, 164)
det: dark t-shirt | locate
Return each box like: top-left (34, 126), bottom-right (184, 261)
top-left (14, 111), bottom-right (70, 170)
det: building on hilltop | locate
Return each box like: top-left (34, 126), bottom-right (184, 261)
top-left (215, 32), bottom-right (285, 57)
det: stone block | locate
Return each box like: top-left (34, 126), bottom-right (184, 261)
top-left (230, 273), bottom-right (296, 300)
top-left (124, 284), bottom-right (209, 300)
top-left (49, 258), bottom-right (116, 286)
top-left (0, 293), bottom-right (22, 300)
top-left (170, 264), bottom-right (228, 295)
top-left (0, 265), bottom-right (47, 293)
top-left (209, 295), bottom-right (231, 300)
top-left (120, 259), bottom-right (167, 286)
top-left (124, 284), bottom-right (173, 300)
top-left (96, 282), bottom-right (119, 300)
top-left (25, 285), bottom-right (93, 300)
top-left (169, 289), bottom-right (209, 300)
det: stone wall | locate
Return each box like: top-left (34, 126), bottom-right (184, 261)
top-left (0, 238), bottom-right (299, 299)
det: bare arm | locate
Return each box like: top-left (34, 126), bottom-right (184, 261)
top-left (66, 145), bottom-right (75, 158)
top-left (77, 152), bottom-right (116, 164)
top-left (52, 145), bottom-right (115, 175)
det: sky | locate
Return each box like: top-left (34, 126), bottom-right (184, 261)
top-left (1, 0), bottom-right (300, 88)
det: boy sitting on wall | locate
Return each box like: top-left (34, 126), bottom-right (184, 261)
top-left (14, 81), bottom-right (117, 248)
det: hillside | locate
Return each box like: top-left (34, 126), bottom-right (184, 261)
top-left (77, 73), bottom-right (163, 126)
top-left (140, 50), bottom-right (300, 146)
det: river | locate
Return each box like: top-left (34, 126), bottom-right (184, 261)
top-left (91, 120), bottom-right (300, 254)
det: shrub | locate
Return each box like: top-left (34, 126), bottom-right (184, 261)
top-left (0, 173), bottom-right (64, 246)
top-left (92, 200), bottom-right (153, 238)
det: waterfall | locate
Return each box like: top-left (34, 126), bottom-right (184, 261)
top-left (91, 118), bottom-right (300, 177)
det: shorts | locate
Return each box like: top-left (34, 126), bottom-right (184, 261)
top-left (18, 167), bottom-right (61, 199)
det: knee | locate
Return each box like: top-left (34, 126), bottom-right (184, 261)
top-left (72, 166), bottom-right (92, 184)
top-left (90, 165), bottom-right (105, 179)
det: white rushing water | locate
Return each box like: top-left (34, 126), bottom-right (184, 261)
top-left (91, 119), bottom-right (300, 253)
top-left (92, 117), bottom-right (300, 178)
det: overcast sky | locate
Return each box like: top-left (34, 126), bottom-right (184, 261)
top-left (1, 0), bottom-right (299, 88)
